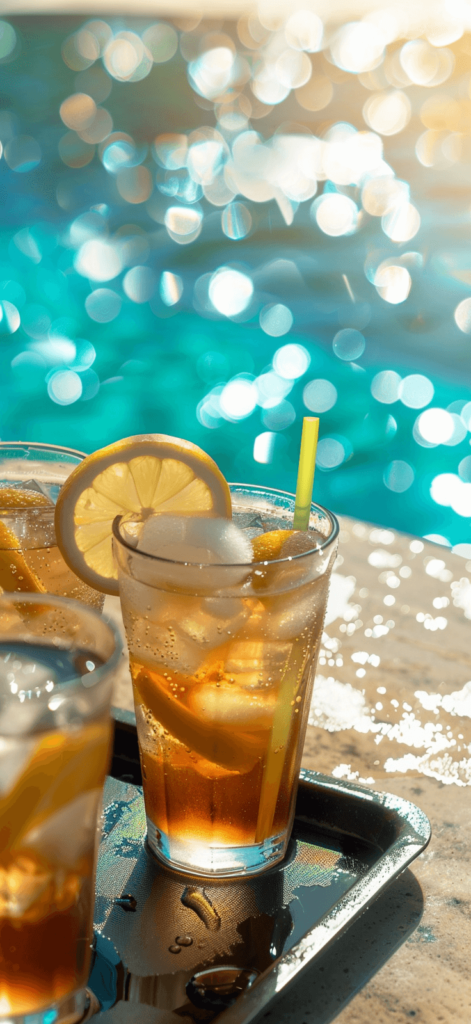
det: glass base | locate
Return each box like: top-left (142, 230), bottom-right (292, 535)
top-left (0, 988), bottom-right (95, 1024)
top-left (146, 817), bottom-right (287, 877)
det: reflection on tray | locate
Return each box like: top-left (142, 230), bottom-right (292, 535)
top-left (90, 777), bottom-right (378, 1021)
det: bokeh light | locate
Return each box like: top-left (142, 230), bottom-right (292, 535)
top-left (371, 371), bottom-right (402, 403)
top-left (259, 304), bottom-right (293, 337)
top-left (303, 379), bottom-right (337, 413)
top-left (75, 240), bottom-right (122, 281)
top-left (331, 22), bottom-right (386, 74)
top-left (384, 460), bottom-right (415, 492)
top-left (0, 301), bottom-right (20, 335)
top-left (317, 437), bottom-right (349, 470)
top-left (363, 90), bottom-right (411, 136)
top-left (2, 9), bottom-right (471, 551)
top-left (416, 408), bottom-right (454, 445)
top-left (454, 298), bottom-right (471, 333)
top-left (285, 11), bottom-right (323, 53)
top-left (333, 329), bottom-right (366, 361)
top-left (374, 264), bottom-right (411, 304)
top-left (85, 288), bottom-right (121, 323)
top-left (47, 370), bottom-right (83, 406)
top-left (219, 378), bottom-right (257, 420)
top-left (399, 375), bottom-right (434, 409)
top-left (4, 136), bottom-right (41, 173)
top-left (222, 202), bottom-right (252, 240)
top-left (313, 194), bottom-right (358, 237)
top-left (160, 271), bottom-right (183, 307)
top-left (208, 267), bottom-right (253, 317)
top-left (272, 344), bottom-right (310, 380)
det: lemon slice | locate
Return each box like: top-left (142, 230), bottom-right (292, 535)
top-left (55, 434), bottom-right (232, 595)
top-left (0, 488), bottom-right (51, 594)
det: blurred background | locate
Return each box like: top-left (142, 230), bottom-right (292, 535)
top-left (1, 0), bottom-right (471, 548)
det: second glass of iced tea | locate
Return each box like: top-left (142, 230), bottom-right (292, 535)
top-left (113, 484), bottom-right (338, 877)
top-left (0, 443), bottom-right (102, 608)
top-left (0, 592), bottom-right (120, 1023)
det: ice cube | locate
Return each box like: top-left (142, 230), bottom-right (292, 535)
top-left (23, 788), bottom-right (102, 868)
top-left (8, 479), bottom-right (53, 502)
top-left (261, 578), bottom-right (329, 641)
top-left (136, 514), bottom-right (253, 588)
top-left (0, 736), bottom-right (37, 796)
top-left (0, 853), bottom-right (52, 918)
top-left (127, 616), bottom-right (202, 676)
top-left (257, 531), bottom-right (331, 593)
top-left (187, 681), bottom-right (276, 732)
top-left (225, 640), bottom-right (291, 689)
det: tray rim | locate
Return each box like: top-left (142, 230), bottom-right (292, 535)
top-left (108, 707), bottom-right (431, 1024)
top-left (214, 768), bottom-right (431, 1024)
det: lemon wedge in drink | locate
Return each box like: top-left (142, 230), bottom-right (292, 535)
top-left (0, 487), bottom-right (50, 594)
top-left (55, 434), bottom-right (232, 595)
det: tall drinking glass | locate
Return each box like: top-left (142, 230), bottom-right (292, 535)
top-left (113, 484), bottom-right (338, 877)
top-left (0, 592), bottom-right (120, 1024)
top-left (0, 443), bottom-right (102, 608)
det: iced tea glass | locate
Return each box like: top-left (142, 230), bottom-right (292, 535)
top-left (0, 592), bottom-right (120, 1024)
top-left (113, 484), bottom-right (338, 877)
top-left (0, 443), bottom-right (102, 609)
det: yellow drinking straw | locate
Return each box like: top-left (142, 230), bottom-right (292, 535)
top-left (255, 415), bottom-right (320, 844)
top-left (293, 416), bottom-right (319, 530)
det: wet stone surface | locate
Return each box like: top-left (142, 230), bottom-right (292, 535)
top-left (104, 516), bottom-right (471, 1024)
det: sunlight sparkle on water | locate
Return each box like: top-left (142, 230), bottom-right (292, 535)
top-left (160, 271), bottom-right (183, 307)
top-left (85, 288), bottom-right (121, 322)
top-left (399, 375), bottom-right (434, 409)
top-left (331, 22), bottom-right (386, 74)
top-left (333, 329), bottom-right (365, 361)
top-left (416, 408), bottom-right (454, 445)
top-left (47, 369), bottom-right (83, 406)
top-left (74, 239), bottom-right (122, 281)
top-left (374, 264), bottom-right (411, 304)
top-left (384, 460), bottom-right (415, 493)
top-left (259, 304), bottom-right (293, 337)
top-left (219, 378), bottom-right (257, 420)
top-left (454, 298), bottom-right (471, 333)
top-left (272, 344), bottom-right (310, 380)
top-left (371, 370), bottom-right (402, 403)
top-left (208, 268), bottom-right (253, 317)
top-left (253, 431), bottom-right (277, 464)
top-left (317, 437), bottom-right (347, 470)
top-left (284, 11), bottom-right (323, 53)
top-left (313, 194), bottom-right (358, 237)
top-left (363, 90), bottom-right (411, 136)
top-left (303, 379), bottom-right (338, 413)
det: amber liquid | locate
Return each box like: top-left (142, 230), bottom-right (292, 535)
top-left (0, 541), bottom-right (102, 609)
top-left (126, 575), bottom-right (327, 854)
top-left (0, 687), bottom-right (111, 1015)
top-left (25, 544), bottom-right (103, 609)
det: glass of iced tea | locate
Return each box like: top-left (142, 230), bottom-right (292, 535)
top-left (113, 484), bottom-right (338, 877)
top-left (0, 443), bottom-right (102, 608)
top-left (0, 591), bottom-right (120, 1024)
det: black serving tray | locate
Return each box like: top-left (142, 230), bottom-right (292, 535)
top-left (88, 709), bottom-right (431, 1023)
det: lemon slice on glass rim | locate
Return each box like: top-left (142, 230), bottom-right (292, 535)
top-left (55, 434), bottom-right (232, 595)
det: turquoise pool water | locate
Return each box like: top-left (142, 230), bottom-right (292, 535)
top-left (0, 12), bottom-right (470, 549)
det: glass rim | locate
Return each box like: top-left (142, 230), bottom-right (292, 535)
top-left (0, 441), bottom-right (87, 512)
top-left (0, 591), bottom-right (122, 689)
top-left (112, 483), bottom-right (339, 570)
top-left (0, 440), bottom-right (87, 459)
